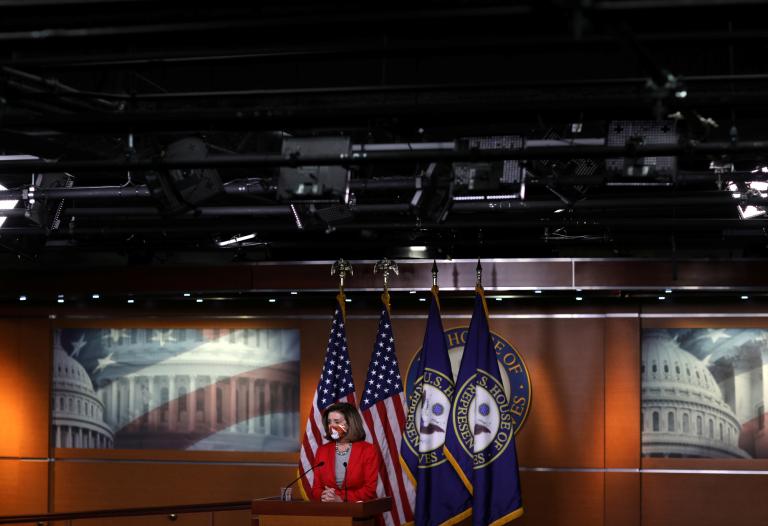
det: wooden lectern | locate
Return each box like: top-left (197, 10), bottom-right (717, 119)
top-left (251, 497), bottom-right (391, 526)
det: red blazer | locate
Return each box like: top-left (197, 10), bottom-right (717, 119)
top-left (310, 441), bottom-right (380, 502)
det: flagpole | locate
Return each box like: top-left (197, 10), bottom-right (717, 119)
top-left (374, 257), bottom-right (398, 314)
top-left (331, 258), bottom-right (353, 319)
top-left (476, 259), bottom-right (489, 318)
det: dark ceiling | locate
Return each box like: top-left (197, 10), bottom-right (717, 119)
top-left (3, 0), bottom-right (768, 268)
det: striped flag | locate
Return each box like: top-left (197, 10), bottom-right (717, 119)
top-left (445, 287), bottom-right (524, 525)
top-left (359, 296), bottom-right (415, 525)
top-left (298, 295), bottom-right (357, 499)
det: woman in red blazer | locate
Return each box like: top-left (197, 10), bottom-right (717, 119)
top-left (311, 402), bottom-right (380, 502)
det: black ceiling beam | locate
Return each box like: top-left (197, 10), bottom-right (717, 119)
top-left (1, 141), bottom-right (768, 173)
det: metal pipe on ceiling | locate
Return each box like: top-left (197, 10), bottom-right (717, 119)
top-left (60, 203), bottom-right (412, 217)
top-left (1, 141), bottom-right (768, 173)
top-left (451, 193), bottom-right (766, 211)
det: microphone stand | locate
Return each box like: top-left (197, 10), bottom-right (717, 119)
top-left (342, 461), bottom-right (348, 502)
top-left (282, 461), bottom-right (325, 500)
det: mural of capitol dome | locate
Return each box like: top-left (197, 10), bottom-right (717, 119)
top-left (642, 331), bottom-right (749, 458)
top-left (51, 333), bottom-right (114, 449)
top-left (56, 327), bottom-right (300, 452)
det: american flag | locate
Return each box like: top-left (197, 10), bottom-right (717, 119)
top-left (298, 297), bottom-right (357, 498)
top-left (359, 299), bottom-right (415, 526)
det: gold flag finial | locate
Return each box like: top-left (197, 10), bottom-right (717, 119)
top-left (476, 259), bottom-right (483, 287)
top-left (431, 260), bottom-right (439, 288)
top-left (374, 258), bottom-right (398, 311)
top-left (331, 258), bottom-right (354, 293)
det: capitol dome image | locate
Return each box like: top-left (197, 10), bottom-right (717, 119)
top-left (51, 333), bottom-right (114, 449)
top-left (642, 331), bottom-right (749, 458)
top-left (56, 327), bottom-right (300, 452)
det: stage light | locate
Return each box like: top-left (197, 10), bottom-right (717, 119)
top-left (575, 296), bottom-right (583, 301)
top-left (419, 298), bottom-right (426, 302)
top-left (217, 233), bottom-right (257, 247)
top-left (291, 291), bottom-right (298, 295)
top-left (145, 137), bottom-right (223, 215)
top-left (534, 290), bottom-right (542, 294)
top-left (268, 298), bottom-right (276, 303)
top-left (409, 290), bottom-right (417, 294)
top-left (665, 289), bottom-right (672, 294)
top-left (606, 120), bottom-right (677, 180)
top-left (290, 204), bottom-right (304, 230)
top-left (658, 296), bottom-right (666, 300)
top-left (92, 294), bottom-right (100, 299)
top-left (127, 299), bottom-right (135, 304)
top-left (277, 137), bottom-right (351, 203)
top-left (495, 297), bottom-right (502, 301)
top-left (18, 295), bottom-right (26, 301)
top-left (741, 295), bottom-right (749, 300)
top-left (183, 293), bottom-right (191, 297)
top-left (345, 298), bottom-right (352, 303)
top-left (196, 298), bottom-right (203, 303)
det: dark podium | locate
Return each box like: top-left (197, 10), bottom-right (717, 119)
top-left (251, 497), bottom-right (391, 526)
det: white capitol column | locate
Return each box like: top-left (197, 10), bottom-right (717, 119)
top-left (229, 377), bottom-right (237, 432)
top-left (128, 377), bottom-right (136, 421)
top-left (147, 376), bottom-right (157, 429)
top-left (188, 376), bottom-right (197, 432)
top-left (208, 378), bottom-right (217, 432)
top-left (109, 380), bottom-right (118, 426)
top-left (733, 359), bottom-right (753, 425)
top-left (248, 379), bottom-right (256, 434)
top-left (168, 375), bottom-right (177, 432)
top-left (265, 381), bottom-right (272, 435)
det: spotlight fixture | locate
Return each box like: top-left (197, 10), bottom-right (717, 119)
top-left (18, 295), bottom-right (27, 301)
top-left (196, 298), bottom-right (203, 303)
top-left (290, 204), bottom-right (304, 230)
top-left (658, 296), bottom-right (666, 300)
top-left (183, 293), bottom-right (191, 297)
top-left (419, 298), bottom-right (426, 302)
top-left (575, 296), bottom-right (583, 301)
top-left (665, 289), bottom-right (672, 294)
top-left (127, 299), bottom-right (135, 304)
top-left (741, 295), bottom-right (749, 300)
top-left (729, 176), bottom-right (768, 219)
top-left (345, 298), bottom-right (352, 303)
top-left (290, 291), bottom-right (298, 295)
top-left (268, 298), bottom-right (276, 303)
top-left (217, 233), bottom-right (258, 247)
top-left (92, 293), bottom-right (100, 299)
top-left (534, 290), bottom-right (542, 294)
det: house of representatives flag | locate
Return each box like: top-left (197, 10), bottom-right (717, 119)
top-left (401, 287), bottom-right (472, 526)
top-left (444, 287), bottom-right (524, 526)
top-left (360, 295), bottom-right (415, 526)
top-left (298, 294), bottom-right (358, 499)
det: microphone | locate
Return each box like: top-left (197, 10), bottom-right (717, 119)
top-left (282, 461), bottom-right (325, 500)
top-left (342, 461), bottom-right (348, 502)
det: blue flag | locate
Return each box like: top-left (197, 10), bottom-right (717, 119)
top-left (401, 288), bottom-right (472, 526)
top-left (445, 288), bottom-right (524, 526)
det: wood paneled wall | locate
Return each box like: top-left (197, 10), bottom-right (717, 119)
top-left (0, 304), bottom-right (765, 526)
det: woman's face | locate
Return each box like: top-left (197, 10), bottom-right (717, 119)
top-left (327, 411), bottom-right (349, 440)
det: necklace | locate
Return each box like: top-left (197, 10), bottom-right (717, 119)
top-left (335, 443), bottom-right (351, 455)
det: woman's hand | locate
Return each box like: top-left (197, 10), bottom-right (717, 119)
top-left (321, 486), bottom-right (342, 502)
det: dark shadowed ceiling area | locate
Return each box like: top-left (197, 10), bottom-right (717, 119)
top-left (3, 0), bottom-right (768, 268)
